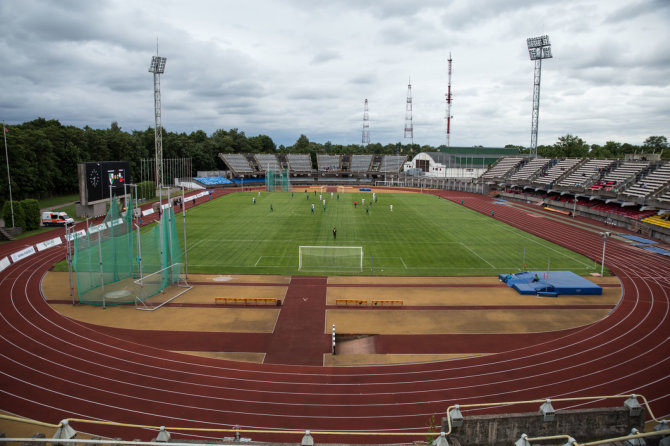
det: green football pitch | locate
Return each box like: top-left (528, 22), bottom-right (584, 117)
top-left (174, 191), bottom-right (599, 276)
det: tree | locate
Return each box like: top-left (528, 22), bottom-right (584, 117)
top-left (554, 134), bottom-right (588, 158)
top-left (643, 136), bottom-right (668, 152)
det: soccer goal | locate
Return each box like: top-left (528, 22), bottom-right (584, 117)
top-left (298, 246), bottom-right (363, 272)
top-left (337, 186), bottom-right (345, 194)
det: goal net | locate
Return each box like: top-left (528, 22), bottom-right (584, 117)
top-left (298, 246), bottom-right (363, 272)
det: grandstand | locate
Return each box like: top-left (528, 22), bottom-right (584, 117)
top-left (287, 153), bottom-right (312, 173)
top-left (508, 157), bottom-right (552, 183)
top-left (532, 158), bottom-right (582, 187)
top-left (255, 153), bottom-right (281, 173)
top-left (556, 158), bottom-right (614, 188)
top-left (621, 161), bottom-right (670, 201)
top-left (317, 154), bottom-right (341, 172)
top-left (481, 157), bottom-right (524, 181)
top-left (350, 154), bottom-right (372, 172)
top-left (588, 160), bottom-right (649, 192)
top-left (218, 153), bottom-right (256, 176)
top-left (379, 155), bottom-right (407, 172)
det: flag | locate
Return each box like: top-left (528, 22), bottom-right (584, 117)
top-left (3, 127), bottom-right (7, 133)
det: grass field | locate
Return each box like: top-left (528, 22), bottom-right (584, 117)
top-left (175, 191), bottom-right (599, 276)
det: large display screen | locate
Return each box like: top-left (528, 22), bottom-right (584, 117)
top-left (85, 161), bottom-right (131, 202)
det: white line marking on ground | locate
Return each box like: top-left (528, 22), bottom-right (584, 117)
top-left (460, 242), bottom-right (495, 268)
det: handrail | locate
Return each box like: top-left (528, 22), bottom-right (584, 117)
top-left (1, 393), bottom-right (666, 443)
top-left (444, 393), bottom-right (665, 436)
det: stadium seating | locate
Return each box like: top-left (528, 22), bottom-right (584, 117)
top-left (508, 158), bottom-right (552, 182)
top-left (219, 153), bottom-right (255, 175)
top-left (255, 153), bottom-right (281, 172)
top-left (317, 154), bottom-right (341, 172)
top-left (642, 214), bottom-right (670, 228)
top-left (533, 158), bottom-right (582, 186)
top-left (287, 153), bottom-right (312, 172)
top-left (621, 162), bottom-right (670, 200)
top-left (195, 176), bottom-right (232, 186)
top-left (350, 154), bottom-right (373, 172)
top-left (595, 160), bottom-right (649, 191)
top-left (481, 157), bottom-right (524, 180)
top-left (556, 159), bottom-right (614, 188)
top-left (379, 155), bottom-right (407, 173)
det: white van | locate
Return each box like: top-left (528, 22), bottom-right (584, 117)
top-left (41, 211), bottom-right (75, 227)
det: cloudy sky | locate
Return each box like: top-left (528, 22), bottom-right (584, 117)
top-left (1, 0), bottom-right (668, 148)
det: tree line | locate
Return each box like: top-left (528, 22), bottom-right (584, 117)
top-left (0, 118), bottom-right (666, 204)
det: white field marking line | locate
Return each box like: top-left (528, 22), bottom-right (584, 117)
top-left (185, 239), bottom-right (204, 253)
top-left (369, 256), bottom-right (407, 268)
top-left (497, 224), bottom-right (594, 268)
top-left (254, 256), bottom-right (263, 267)
top-left (459, 242), bottom-right (495, 268)
top-left (14, 239), bottom-right (665, 388)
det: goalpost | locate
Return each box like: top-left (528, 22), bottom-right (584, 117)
top-left (298, 246), bottom-right (363, 272)
top-left (337, 186), bottom-right (345, 194)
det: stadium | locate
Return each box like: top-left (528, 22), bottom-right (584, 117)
top-left (1, 151), bottom-right (669, 446)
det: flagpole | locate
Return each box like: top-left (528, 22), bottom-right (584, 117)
top-left (3, 122), bottom-right (14, 228)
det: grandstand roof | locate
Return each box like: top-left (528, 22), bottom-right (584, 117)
top-left (438, 147), bottom-right (522, 156)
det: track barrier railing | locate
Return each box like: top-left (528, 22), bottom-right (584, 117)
top-left (1, 394), bottom-right (667, 445)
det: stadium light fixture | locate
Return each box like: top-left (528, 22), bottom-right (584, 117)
top-left (149, 55), bottom-right (167, 74)
top-left (527, 34), bottom-right (552, 158)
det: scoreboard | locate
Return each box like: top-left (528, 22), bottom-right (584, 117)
top-left (83, 161), bottom-right (131, 203)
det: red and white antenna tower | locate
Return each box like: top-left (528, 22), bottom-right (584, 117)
top-left (404, 78), bottom-right (414, 145)
top-left (445, 53), bottom-right (453, 148)
top-left (362, 98), bottom-right (370, 146)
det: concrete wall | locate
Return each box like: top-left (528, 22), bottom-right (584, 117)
top-left (441, 407), bottom-right (645, 446)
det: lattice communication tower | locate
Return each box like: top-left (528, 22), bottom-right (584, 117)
top-left (404, 78), bottom-right (414, 145)
top-left (362, 99), bottom-right (370, 146)
top-left (527, 35), bottom-right (552, 158)
top-left (149, 52), bottom-right (167, 188)
top-left (445, 53), bottom-right (453, 148)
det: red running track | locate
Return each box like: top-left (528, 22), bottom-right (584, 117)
top-left (0, 190), bottom-right (668, 443)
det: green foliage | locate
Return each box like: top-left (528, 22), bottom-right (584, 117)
top-left (426, 415), bottom-right (437, 444)
top-left (3, 199), bottom-right (25, 228)
top-left (20, 199), bottom-right (40, 230)
top-left (1, 119), bottom-right (665, 205)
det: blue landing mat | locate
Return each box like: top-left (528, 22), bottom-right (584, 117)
top-left (634, 245), bottom-right (670, 257)
top-left (619, 234), bottom-right (657, 244)
top-left (499, 271), bottom-right (602, 296)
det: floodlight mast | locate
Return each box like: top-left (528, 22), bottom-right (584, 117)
top-left (149, 54), bottom-right (167, 188)
top-left (527, 35), bottom-right (552, 158)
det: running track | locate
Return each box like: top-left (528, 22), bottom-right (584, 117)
top-left (0, 189), bottom-right (668, 443)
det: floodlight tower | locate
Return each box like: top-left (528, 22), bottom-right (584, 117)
top-left (404, 78), bottom-right (414, 145)
top-left (149, 52), bottom-right (167, 188)
top-left (362, 99), bottom-right (370, 146)
top-left (527, 35), bottom-right (552, 158)
top-left (445, 53), bottom-right (453, 148)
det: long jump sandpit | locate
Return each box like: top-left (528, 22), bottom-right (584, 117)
top-left (42, 272), bottom-right (621, 366)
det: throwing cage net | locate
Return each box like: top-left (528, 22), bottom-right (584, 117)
top-left (265, 169), bottom-right (290, 192)
top-left (73, 197), bottom-right (185, 307)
